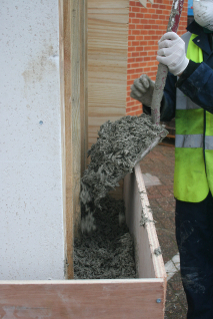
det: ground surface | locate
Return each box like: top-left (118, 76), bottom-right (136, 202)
top-left (140, 144), bottom-right (187, 319)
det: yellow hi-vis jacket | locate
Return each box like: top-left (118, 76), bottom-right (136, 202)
top-left (174, 33), bottom-right (213, 202)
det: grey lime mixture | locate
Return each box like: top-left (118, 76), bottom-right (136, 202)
top-left (74, 114), bottom-right (165, 279)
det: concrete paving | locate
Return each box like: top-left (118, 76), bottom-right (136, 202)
top-left (140, 144), bottom-right (188, 319)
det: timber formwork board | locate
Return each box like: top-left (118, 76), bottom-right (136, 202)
top-left (0, 163), bottom-right (166, 319)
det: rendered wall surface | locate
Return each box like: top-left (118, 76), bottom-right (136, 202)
top-left (0, 0), bottom-right (64, 280)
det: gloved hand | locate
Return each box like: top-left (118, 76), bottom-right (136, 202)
top-left (157, 32), bottom-right (189, 76)
top-left (130, 74), bottom-right (154, 107)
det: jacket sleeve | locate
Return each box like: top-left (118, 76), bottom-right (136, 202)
top-left (176, 62), bottom-right (213, 114)
top-left (160, 71), bottom-right (177, 122)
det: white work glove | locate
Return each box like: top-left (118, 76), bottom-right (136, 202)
top-left (130, 74), bottom-right (154, 107)
top-left (157, 32), bottom-right (189, 76)
top-left (193, 0), bottom-right (213, 31)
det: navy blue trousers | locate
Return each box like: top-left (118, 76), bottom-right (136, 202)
top-left (175, 192), bottom-right (213, 319)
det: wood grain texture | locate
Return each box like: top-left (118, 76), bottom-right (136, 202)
top-left (0, 279), bottom-right (165, 318)
top-left (124, 164), bottom-right (167, 306)
top-left (80, 0), bottom-right (88, 177)
top-left (88, 0), bottom-right (129, 147)
top-left (60, 0), bottom-right (74, 279)
top-left (71, 0), bottom-right (81, 239)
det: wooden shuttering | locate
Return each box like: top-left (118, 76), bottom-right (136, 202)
top-left (0, 279), bottom-right (165, 318)
top-left (124, 164), bottom-right (167, 281)
top-left (87, 0), bottom-right (129, 147)
top-left (0, 166), bottom-right (166, 319)
top-left (59, 0), bottom-right (88, 279)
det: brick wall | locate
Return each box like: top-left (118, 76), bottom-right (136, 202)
top-left (126, 0), bottom-right (188, 116)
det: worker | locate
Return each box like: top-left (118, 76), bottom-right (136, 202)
top-left (130, 1), bottom-right (213, 318)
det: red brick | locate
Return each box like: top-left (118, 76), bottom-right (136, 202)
top-left (126, 0), bottom-right (188, 115)
top-left (132, 30), bottom-right (140, 35)
top-left (132, 7), bottom-right (140, 12)
top-left (128, 35), bottom-right (135, 41)
top-left (135, 35), bottom-right (144, 40)
top-left (132, 52), bottom-right (140, 57)
top-left (128, 68), bottom-right (136, 74)
top-left (132, 18), bottom-right (140, 24)
top-left (132, 40), bottom-right (140, 46)
top-left (144, 67), bottom-right (151, 72)
top-left (127, 80), bottom-right (134, 86)
top-left (129, 12), bottom-right (136, 18)
top-left (129, 24), bottom-right (135, 30)
top-left (128, 57), bottom-right (136, 63)
top-left (144, 25), bottom-right (152, 29)
top-left (130, 62), bottom-right (139, 68)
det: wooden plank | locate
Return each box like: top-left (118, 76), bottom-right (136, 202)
top-left (88, 0), bottom-right (129, 149)
top-left (59, 0), bottom-right (86, 276)
top-left (0, 279), bottom-right (165, 318)
top-left (71, 0), bottom-right (81, 238)
top-left (124, 164), bottom-right (167, 281)
top-left (59, 0), bottom-right (74, 279)
top-left (124, 165), bottom-right (166, 314)
top-left (88, 0), bottom-right (129, 9)
top-left (80, 0), bottom-right (88, 176)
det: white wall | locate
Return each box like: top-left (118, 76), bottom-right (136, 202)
top-left (0, 0), bottom-right (65, 279)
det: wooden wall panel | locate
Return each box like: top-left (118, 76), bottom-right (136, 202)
top-left (88, 0), bottom-right (129, 147)
top-left (124, 164), bottom-right (167, 280)
top-left (0, 279), bottom-right (165, 318)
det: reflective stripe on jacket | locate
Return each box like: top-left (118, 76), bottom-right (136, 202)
top-left (174, 32), bottom-right (213, 202)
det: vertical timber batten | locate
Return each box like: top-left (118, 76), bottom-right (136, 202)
top-left (60, 0), bottom-right (74, 279)
top-left (80, 0), bottom-right (88, 177)
top-left (60, 0), bottom-right (87, 278)
top-left (71, 0), bottom-right (81, 239)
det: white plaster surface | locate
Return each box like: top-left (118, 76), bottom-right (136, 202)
top-left (0, 0), bottom-right (64, 279)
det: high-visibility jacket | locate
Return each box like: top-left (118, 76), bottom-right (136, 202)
top-left (174, 32), bottom-right (213, 202)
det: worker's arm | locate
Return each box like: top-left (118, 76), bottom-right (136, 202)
top-left (176, 61), bottom-right (213, 114)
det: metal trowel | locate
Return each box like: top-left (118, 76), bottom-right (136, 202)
top-left (133, 0), bottom-right (185, 166)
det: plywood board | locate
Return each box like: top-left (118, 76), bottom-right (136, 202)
top-left (0, 279), bottom-right (165, 319)
top-left (88, 0), bottom-right (129, 147)
top-left (124, 163), bottom-right (167, 280)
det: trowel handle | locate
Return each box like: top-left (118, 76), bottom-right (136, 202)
top-left (151, 0), bottom-right (184, 125)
